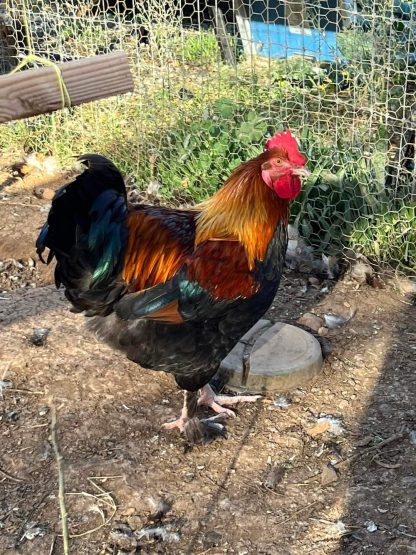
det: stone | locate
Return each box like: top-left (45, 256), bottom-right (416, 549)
top-left (222, 322), bottom-right (323, 394)
top-left (202, 531), bottom-right (222, 549)
top-left (307, 420), bottom-right (330, 438)
top-left (264, 465), bottom-right (286, 490)
top-left (297, 312), bottom-right (325, 332)
top-left (321, 464), bottom-right (339, 486)
top-left (33, 187), bottom-right (55, 200)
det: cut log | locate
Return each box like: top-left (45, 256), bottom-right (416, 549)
top-left (0, 51), bottom-right (134, 123)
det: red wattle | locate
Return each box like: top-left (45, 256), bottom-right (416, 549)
top-left (273, 176), bottom-right (301, 200)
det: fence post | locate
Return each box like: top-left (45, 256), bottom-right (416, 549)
top-left (0, 1), bottom-right (17, 74)
top-left (210, 4), bottom-right (236, 67)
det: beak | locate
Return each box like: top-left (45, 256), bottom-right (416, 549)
top-left (292, 166), bottom-right (311, 178)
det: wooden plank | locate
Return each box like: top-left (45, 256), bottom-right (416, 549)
top-left (0, 51), bottom-right (134, 123)
top-left (210, 5), bottom-right (236, 67)
top-left (234, 0), bottom-right (254, 60)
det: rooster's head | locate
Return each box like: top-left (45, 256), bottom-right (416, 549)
top-left (261, 129), bottom-right (310, 200)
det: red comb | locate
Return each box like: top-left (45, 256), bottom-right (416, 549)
top-left (265, 129), bottom-right (306, 166)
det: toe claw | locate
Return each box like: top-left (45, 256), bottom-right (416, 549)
top-left (223, 408), bottom-right (236, 418)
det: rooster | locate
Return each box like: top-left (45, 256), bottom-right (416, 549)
top-left (36, 130), bottom-right (309, 444)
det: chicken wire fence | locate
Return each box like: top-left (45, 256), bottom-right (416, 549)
top-left (0, 0), bottom-right (415, 273)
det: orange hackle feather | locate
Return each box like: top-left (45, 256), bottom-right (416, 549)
top-left (195, 148), bottom-right (290, 270)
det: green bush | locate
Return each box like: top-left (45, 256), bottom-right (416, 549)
top-left (350, 205), bottom-right (416, 269)
top-left (149, 27), bottom-right (220, 65)
top-left (181, 30), bottom-right (220, 65)
top-left (147, 98), bottom-right (268, 202)
top-left (271, 57), bottom-right (330, 90)
top-left (289, 131), bottom-right (382, 251)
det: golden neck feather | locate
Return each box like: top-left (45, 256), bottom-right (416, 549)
top-left (195, 152), bottom-right (289, 269)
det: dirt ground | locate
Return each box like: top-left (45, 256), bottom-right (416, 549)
top-left (0, 165), bottom-right (415, 555)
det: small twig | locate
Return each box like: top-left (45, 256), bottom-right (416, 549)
top-left (50, 402), bottom-right (70, 555)
top-left (67, 490), bottom-right (114, 510)
top-left (274, 501), bottom-right (320, 526)
top-left (49, 535), bottom-right (56, 555)
top-left (0, 201), bottom-right (41, 208)
top-left (0, 467), bottom-right (24, 483)
top-left (1, 362), bottom-right (12, 380)
top-left (335, 429), bottom-right (406, 470)
top-left (205, 474), bottom-right (227, 491)
top-left (64, 478), bottom-right (117, 538)
top-left (64, 493), bottom-right (116, 537)
top-left (397, 530), bottom-right (416, 539)
top-left (262, 484), bottom-right (285, 497)
top-left (8, 388), bottom-right (45, 395)
top-left (238, 475), bottom-right (282, 499)
top-left (372, 456), bottom-right (401, 469)
top-left (88, 475), bottom-right (124, 480)
top-left (301, 429), bottom-right (406, 482)
top-left (398, 298), bottom-right (413, 306)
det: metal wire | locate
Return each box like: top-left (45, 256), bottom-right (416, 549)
top-left (0, 0), bottom-right (414, 272)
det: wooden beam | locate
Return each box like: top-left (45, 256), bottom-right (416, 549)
top-left (0, 51), bottom-right (134, 123)
top-left (210, 5), bottom-right (236, 67)
top-left (234, 0), bottom-right (254, 60)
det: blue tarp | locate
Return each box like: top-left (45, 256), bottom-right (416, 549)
top-left (250, 21), bottom-right (340, 61)
top-left (247, 0), bottom-right (348, 61)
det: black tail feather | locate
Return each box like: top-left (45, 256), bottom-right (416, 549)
top-left (36, 154), bottom-right (128, 315)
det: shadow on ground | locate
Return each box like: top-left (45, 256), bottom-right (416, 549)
top-left (338, 300), bottom-right (416, 554)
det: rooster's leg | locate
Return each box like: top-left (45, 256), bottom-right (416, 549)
top-left (162, 403), bottom-right (188, 432)
top-left (198, 384), bottom-right (262, 417)
top-left (162, 389), bottom-right (200, 432)
top-left (163, 390), bottom-right (227, 444)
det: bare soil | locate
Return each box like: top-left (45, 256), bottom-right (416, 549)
top-left (0, 168), bottom-right (415, 555)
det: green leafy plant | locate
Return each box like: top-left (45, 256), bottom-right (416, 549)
top-left (290, 132), bottom-right (383, 251)
top-left (1, 0), bottom-right (414, 273)
top-left (271, 58), bottom-right (330, 90)
top-left (180, 30), bottom-right (220, 65)
top-left (349, 204), bottom-right (416, 270)
top-left (147, 98), bottom-right (270, 202)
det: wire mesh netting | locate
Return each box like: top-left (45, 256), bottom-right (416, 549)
top-left (0, 0), bottom-right (415, 273)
